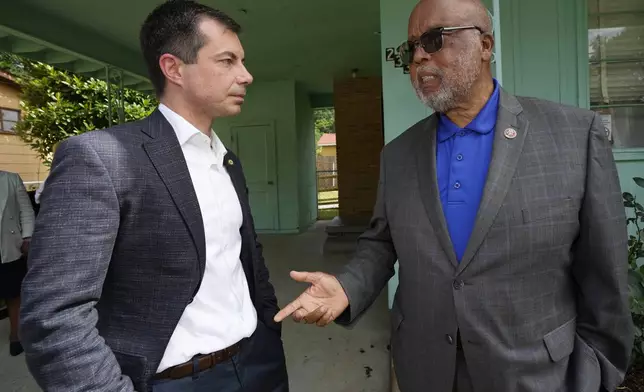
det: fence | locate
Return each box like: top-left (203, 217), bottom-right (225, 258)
top-left (316, 155), bottom-right (337, 192)
top-left (317, 170), bottom-right (338, 192)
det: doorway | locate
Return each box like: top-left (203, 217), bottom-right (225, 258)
top-left (231, 123), bottom-right (279, 231)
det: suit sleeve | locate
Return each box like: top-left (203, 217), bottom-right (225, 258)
top-left (335, 150), bottom-right (398, 326)
top-left (572, 112), bottom-right (634, 391)
top-left (20, 136), bottom-right (135, 392)
top-left (14, 173), bottom-right (35, 238)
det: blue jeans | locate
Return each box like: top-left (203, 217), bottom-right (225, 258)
top-left (150, 321), bottom-right (288, 392)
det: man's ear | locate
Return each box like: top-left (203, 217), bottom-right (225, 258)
top-left (481, 34), bottom-right (495, 62)
top-left (159, 53), bottom-right (184, 88)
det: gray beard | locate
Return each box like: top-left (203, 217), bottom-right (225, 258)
top-left (412, 51), bottom-right (481, 113)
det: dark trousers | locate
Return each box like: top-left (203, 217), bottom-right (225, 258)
top-left (150, 321), bottom-right (288, 392)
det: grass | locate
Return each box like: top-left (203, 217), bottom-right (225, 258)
top-left (317, 190), bottom-right (338, 220)
top-left (318, 208), bottom-right (339, 220)
top-left (318, 190), bottom-right (338, 204)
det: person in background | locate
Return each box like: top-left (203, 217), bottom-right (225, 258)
top-left (0, 170), bottom-right (34, 356)
top-left (274, 0), bottom-right (633, 391)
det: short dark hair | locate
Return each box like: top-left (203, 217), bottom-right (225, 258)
top-left (139, 0), bottom-right (241, 96)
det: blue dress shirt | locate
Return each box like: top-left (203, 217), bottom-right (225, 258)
top-left (436, 80), bottom-right (500, 262)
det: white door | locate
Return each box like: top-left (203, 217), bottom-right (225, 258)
top-left (231, 123), bottom-right (279, 231)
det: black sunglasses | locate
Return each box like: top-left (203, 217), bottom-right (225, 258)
top-left (398, 26), bottom-right (484, 66)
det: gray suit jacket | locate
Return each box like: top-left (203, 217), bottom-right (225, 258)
top-left (0, 170), bottom-right (34, 263)
top-left (20, 110), bottom-right (281, 392)
top-left (336, 89), bottom-right (633, 392)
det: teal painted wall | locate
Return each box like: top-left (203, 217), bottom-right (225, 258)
top-left (496, 0), bottom-right (644, 209)
top-left (215, 80), bottom-right (301, 233)
top-left (616, 151), bottom-right (644, 218)
top-left (497, 0), bottom-right (644, 213)
top-left (498, 0), bottom-right (587, 107)
top-left (379, 0), bottom-right (433, 144)
top-left (295, 83), bottom-right (318, 232)
top-left (379, 0), bottom-right (430, 308)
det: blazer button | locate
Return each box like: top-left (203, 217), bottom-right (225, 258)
top-left (11, 230), bottom-right (15, 234)
top-left (446, 334), bottom-right (454, 345)
top-left (453, 280), bottom-right (464, 290)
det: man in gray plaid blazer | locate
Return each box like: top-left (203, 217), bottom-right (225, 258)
top-left (20, 2), bottom-right (287, 392)
top-left (275, 0), bottom-right (634, 391)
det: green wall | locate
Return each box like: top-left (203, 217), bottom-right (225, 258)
top-left (295, 83), bottom-right (318, 232)
top-left (615, 151), bottom-right (644, 210)
top-left (497, 0), bottom-right (644, 213)
top-left (379, 0), bottom-right (433, 144)
top-left (379, 0), bottom-right (429, 308)
top-left (498, 0), bottom-right (588, 107)
top-left (215, 80), bottom-right (302, 233)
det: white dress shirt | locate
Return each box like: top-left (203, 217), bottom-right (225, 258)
top-left (156, 104), bottom-right (257, 373)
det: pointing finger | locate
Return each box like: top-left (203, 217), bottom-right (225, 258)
top-left (274, 298), bottom-right (302, 322)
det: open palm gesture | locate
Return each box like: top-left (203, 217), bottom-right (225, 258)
top-left (274, 271), bottom-right (349, 326)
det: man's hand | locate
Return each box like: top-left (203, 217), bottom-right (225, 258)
top-left (274, 271), bottom-right (349, 326)
top-left (21, 238), bottom-right (31, 256)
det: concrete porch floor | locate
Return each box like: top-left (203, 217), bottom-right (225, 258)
top-left (0, 221), bottom-right (391, 392)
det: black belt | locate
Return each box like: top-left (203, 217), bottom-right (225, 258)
top-left (154, 342), bottom-right (242, 380)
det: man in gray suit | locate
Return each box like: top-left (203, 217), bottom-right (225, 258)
top-left (20, 2), bottom-right (287, 392)
top-left (275, 0), bottom-right (634, 391)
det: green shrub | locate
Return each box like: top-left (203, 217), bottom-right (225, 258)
top-left (623, 177), bottom-right (644, 365)
top-left (1, 53), bottom-right (157, 164)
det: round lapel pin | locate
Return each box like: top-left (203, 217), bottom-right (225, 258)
top-left (227, 159), bottom-right (234, 166)
top-left (504, 128), bottom-right (517, 139)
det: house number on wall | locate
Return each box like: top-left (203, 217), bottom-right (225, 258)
top-left (384, 46), bottom-right (410, 74)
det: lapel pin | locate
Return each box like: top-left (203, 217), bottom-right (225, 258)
top-left (227, 159), bottom-right (234, 166)
top-left (504, 128), bottom-right (517, 139)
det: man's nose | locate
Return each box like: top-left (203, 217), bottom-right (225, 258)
top-left (413, 45), bottom-right (433, 64)
top-left (238, 64), bottom-right (253, 85)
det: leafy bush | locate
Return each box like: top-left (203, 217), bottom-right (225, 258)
top-left (623, 177), bottom-right (644, 365)
top-left (1, 53), bottom-right (157, 164)
top-left (314, 107), bottom-right (334, 155)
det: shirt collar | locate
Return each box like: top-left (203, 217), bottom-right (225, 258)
top-left (437, 79), bottom-right (500, 143)
top-left (158, 103), bottom-right (228, 164)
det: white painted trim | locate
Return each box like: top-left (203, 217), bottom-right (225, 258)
top-left (492, 0), bottom-right (503, 86)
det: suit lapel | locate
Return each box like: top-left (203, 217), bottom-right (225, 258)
top-left (142, 110), bottom-right (206, 276)
top-left (415, 115), bottom-right (459, 267)
top-left (223, 153), bottom-right (257, 298)
top-left (457, 90), bottom-right (529, 273)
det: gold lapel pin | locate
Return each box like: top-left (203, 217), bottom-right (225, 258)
top-left (227, 159), bottom-right (234, 166)
top-left (504, 128), bottom-right (517, 139)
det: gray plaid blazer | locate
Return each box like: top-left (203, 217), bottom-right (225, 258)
top-left (336, 89), bottom-right (634, 392)
top-left (19, 110), bottom-right (281, 392)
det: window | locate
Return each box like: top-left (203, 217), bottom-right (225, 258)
top-left (588, 0), bottom-right (644, 148)
top-left (0, 108), bottom-right (19, 133)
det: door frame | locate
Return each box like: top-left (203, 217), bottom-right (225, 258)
top-left (230, 120), bottom-right (280, 232)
